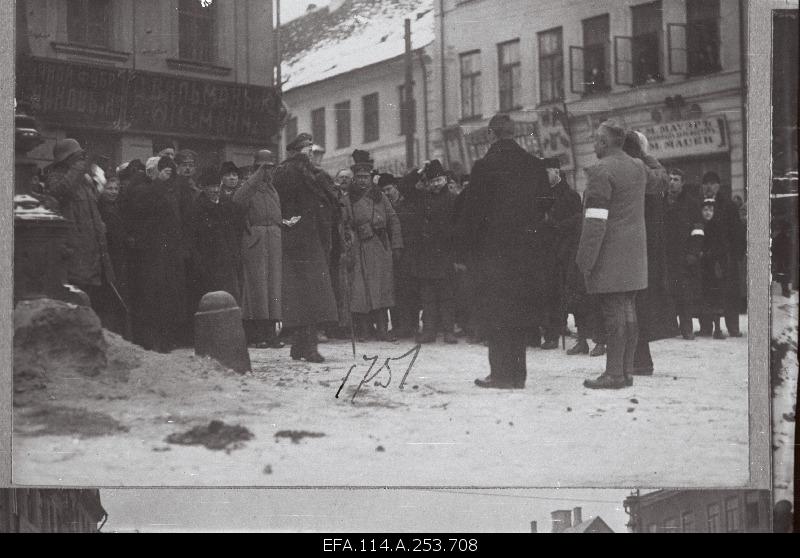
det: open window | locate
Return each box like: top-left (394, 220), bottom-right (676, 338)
top-left (614, 36), bottom-right (634, 86)
top-left (668, 23), bottom-right (688, 75)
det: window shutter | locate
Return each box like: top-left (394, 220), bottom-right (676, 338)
top-left (614, 36), bottom-right (634, 85)
top-left (569, 46), bottom-right (585, 94)
top-left (668, 23), bottom-right (688, 75)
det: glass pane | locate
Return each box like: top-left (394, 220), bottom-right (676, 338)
top-left (583, 14), bottom-right (609, 47)
top-left (539, 30), bottom-right (562, 56)
top-left (688, 0), bottom-right (719, 22)
top-left (501, 41), bottom-right (520, 65)
top-left (472, 75), bottom-right (482, 116)
top-left (632, 0), bottom-right (662, 36)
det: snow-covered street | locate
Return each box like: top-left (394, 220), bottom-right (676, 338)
top-left (13, 318), bottom-right (750, 487)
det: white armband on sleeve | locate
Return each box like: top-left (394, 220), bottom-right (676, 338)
top-left (585, 207), bottom-right (609, 220)
top-left (691, 228), bottom-right (704, 236)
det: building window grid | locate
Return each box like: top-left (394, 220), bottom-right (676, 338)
top-left (459, 51), bottom-right (482, 120)
top-left (582, 14), bottom-right (611, 95)
top-left (311, 107), bottom-right (326, 149)
top-left (538, 28), bottom-right (564, 103)
top-left (686, 0), bottom-right (722, 76)
top-left (178, 0), bottom-right (218, 64)
top-left (335, 101), bottom-right (351, 149)
top-left (498, 40), bottom-right (522, 112)
top-left (67, 0), bottom-right (112, 49)
top-left (631, 1), bottom-right (664, 85)
top-left (362, 92), bottom-right (380, 143)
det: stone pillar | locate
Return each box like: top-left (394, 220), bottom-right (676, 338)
top-left (194, 291), bottom-right (251, 374)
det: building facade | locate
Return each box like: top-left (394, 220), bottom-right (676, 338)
top-left (16, 0), bottom-right (282, 186)
top-left (433, 0), bottom-right (746, 198)
top-left (0, 489), bottom-right (107, 533)
top-left (623, 489), bottom-right (771, 533)
top-left (280, 0), bottom-right (436, 176)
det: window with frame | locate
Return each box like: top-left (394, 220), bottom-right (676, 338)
top-left (686, 0), bottom-right (721, 76)
top-left (582, 14), bottom-right (611, 95)
top-left (335, 101), bottom-right (351, 149)
top-left (460, 51), bottom-right (482, 120)
top-left (362, 93), bottom-right (380, 143)
top-left (680, 511), bottom-right (695, 532)
top-left (631, 1), bottom-right (663, 85)
top-left (311, 108), bottom-right (326, 149)
top-left (707, 503), bottom-right (721, 533)
top-left (178, 0), bottom-right (217, 63)
top-left (398, 84), bottom-right (417, 136)
top-left (67, 0), bottom-right (112, 48)
top-left (724, 497), bottom-right (741, 532)
top-left (538, 28), bottom-right (564, 103)
top-left (285, 116), bottom-right (298, 146)
top-left (498, 40), bottom-right (521, 112)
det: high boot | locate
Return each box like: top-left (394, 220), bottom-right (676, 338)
top-left (301, 325), bottom-right (325, 363)
top-left (290, 328), bottom-right (304, 361)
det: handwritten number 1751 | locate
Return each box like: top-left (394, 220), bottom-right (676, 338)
top-left (335, 344), bottom-right (422, 403)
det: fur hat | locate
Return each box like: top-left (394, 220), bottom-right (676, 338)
top-left (287, 132), bottom-right (313, 152)
top-left (53, 138), bottom-right (85, 164)
top-left (423, 159), bottom-right (446, 180)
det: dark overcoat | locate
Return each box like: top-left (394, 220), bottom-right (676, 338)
top-left (456, 139), bottom-right (550, 331)
top-left (272, 153), bottom-right (339, 328)
top-left (189, 193), bottom-right (244, 304)
top-left (98, 197), bottom-right (129, 302)
top-left (664, 190), bottom-right (703, 316)
top-left (404, 185), bottom-right (457, 280)
top-left (124, 176), bottom-right (188, 350)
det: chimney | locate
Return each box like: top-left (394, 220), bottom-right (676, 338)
top-left (573, 507), bottom-right (583, 526)
top-left (551, 510), bottom-right (573, 533)
top-left (530, 521), bottom-right (537, 533)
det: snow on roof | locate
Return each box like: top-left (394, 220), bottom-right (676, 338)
top-left (562, 517), bottom-right (613, 533)
top-left (281, 0), bottom-right (434, 91)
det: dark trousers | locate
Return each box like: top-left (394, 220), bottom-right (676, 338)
top-left (575, 295), bottom-right (606, 344)
top-left (486, 327), bottom-right (527, 386)
top-left (420, 278), bottom-right (454, 334)
top-left (599, 292), bottom-right (638, 378)
top-left (243, 319), bottom-right (277, 344)
top-left (394, 274), bottom-right (421, 335)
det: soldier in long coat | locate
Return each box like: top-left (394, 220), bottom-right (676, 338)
top-left (272, 133), bottom-right (340, 362)
top-left (576, 121), bottom-right (649, 389)
top-left (342, 150), bottom-right (403, 341)
top-left (233, 151), bottom-right (284, 348)
top-left (403, 160), bottom-right (458, 344)
top-left (455, 113), bottom-right (550, 389)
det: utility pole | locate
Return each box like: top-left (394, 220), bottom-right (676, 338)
top-left (275, 0), bottom-right (283, 160)
top-left (404, 18), bottom-right (415, 170)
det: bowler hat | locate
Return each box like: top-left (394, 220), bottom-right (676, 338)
top-left (253, 149), bottom-right (276, 166)
top-left (53, 138), bottom-right (85, 164)
top-left (287, 133), bottom-right (313, 152)
top-left (350, 149), bottom-right (374, 172)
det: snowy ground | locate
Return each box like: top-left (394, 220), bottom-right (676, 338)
top-left (13, 317), bottom-right (750, 487)
top-left (771, 283), bottom-right (797, 504)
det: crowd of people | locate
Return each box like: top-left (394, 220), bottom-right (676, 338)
top-left (30, 112), bottom-right (745, 388)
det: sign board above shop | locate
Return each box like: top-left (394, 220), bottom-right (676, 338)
top-left (16, 56), bottom-right (285, 144)
top-left (636, 116), bottom-right (730, 160)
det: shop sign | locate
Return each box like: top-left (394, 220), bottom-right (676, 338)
top-left (637, 116), bottom-right (730, 160)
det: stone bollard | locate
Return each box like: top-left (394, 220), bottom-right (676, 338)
top-left (194, 291), bottom-right (251, 374)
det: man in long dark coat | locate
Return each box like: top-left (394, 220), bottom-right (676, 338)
top-left (455, 113), bottom-right (550, 389)
top-left (125, 157), bottom-right (187, 352)
top-left (664, 168), bottom-right (703, 340)
top-left (272, 133), bottom-right (340, 362)
top-left (539, 158), bottom-right (583, 350)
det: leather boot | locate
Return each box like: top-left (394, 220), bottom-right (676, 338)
top-left (301, 326), bottom-right (325, 363)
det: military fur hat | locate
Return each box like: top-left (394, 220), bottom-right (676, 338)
top-left (351, 149), bottom-right (374, 172)
top-left (423, 159), bottom-right (446, 180)
top-left (287, 132), bottom-right (313, 152)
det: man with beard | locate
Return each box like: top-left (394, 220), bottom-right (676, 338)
top-left (664, 168), bottom-right (703, 340)
top-left (455, 113), bottom-right (550, 389)
top-left (539, 157), bottom-right (583, 350)
top-left (272, 133), bottom-right (340, 362)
